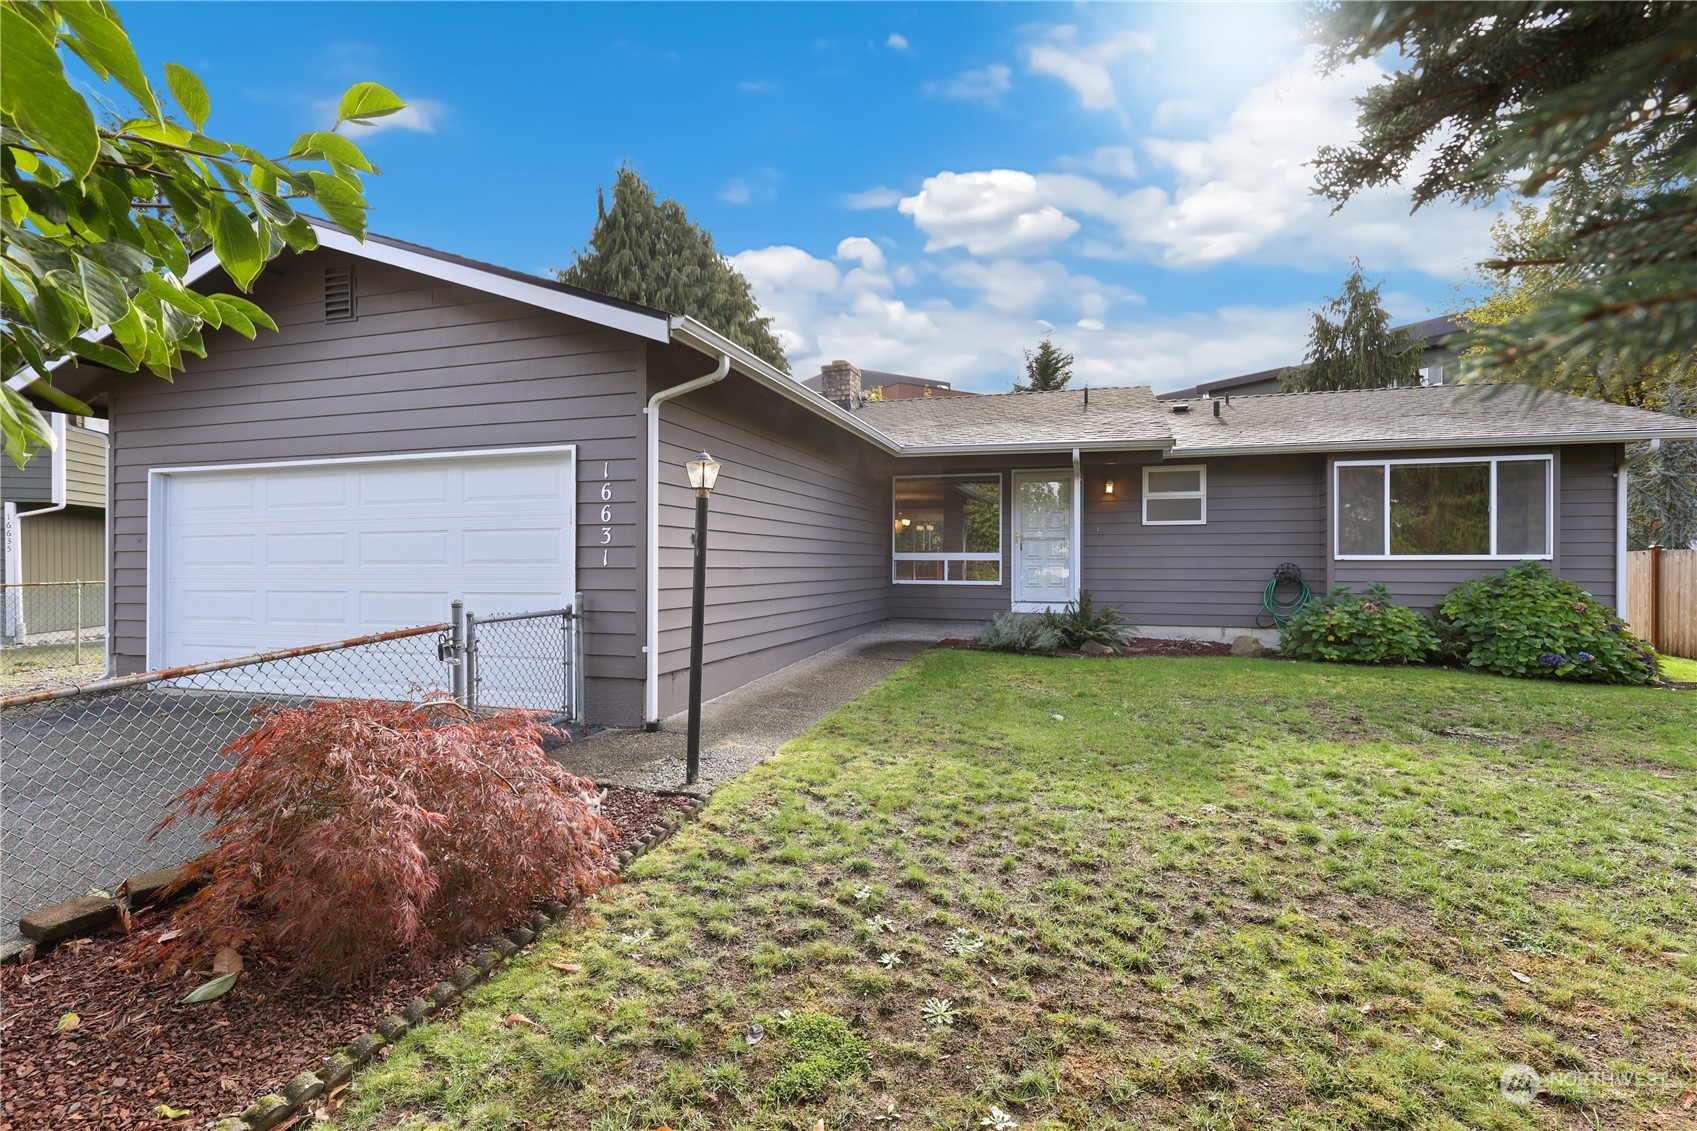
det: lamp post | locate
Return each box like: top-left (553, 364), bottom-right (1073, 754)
top-left (684, 450), bottom-right (720, 786)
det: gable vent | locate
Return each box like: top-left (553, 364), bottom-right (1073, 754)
top-left (323, 264), bottom-right (357, 322)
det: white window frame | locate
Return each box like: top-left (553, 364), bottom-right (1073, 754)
top-left (1142, 464), bottom-right (1207, 526)
top-left (892, 473), bottom-right (1003, 586)
top-left (1333, 453), bottom-right (1554, 561)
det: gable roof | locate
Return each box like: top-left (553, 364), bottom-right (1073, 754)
top-left (857, 386), bottom-right (1170, 452)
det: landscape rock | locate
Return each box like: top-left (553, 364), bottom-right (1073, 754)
top-left (1230, 635), bottom-right (1266, 658)
top-left (1080, 640), bottom-right (1115, 655)
top-left (19, 896), bottom-right (117, 943)
top-left (0, 935), bottom-right (36, 964)
top-left (118, 864), bottom-right (190, 908)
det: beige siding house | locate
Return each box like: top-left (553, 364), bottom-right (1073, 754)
top-left (2, 415), bottom-right (107, 645)
top-left (40, 221), bottom-right (1697, 725)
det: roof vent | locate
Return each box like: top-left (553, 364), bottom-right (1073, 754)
top-left (324, 264), bottom-right (356, 323)
top-left (1170, 403), bottom-right (1191, 414)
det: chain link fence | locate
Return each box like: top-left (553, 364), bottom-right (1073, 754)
top-left (1, 604), bottom-right (579, 931)
top-left (1, 580), bottom-right (107, 690)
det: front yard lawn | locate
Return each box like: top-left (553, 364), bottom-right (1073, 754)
top-left (335, 652), bottom-right (1696, 1131)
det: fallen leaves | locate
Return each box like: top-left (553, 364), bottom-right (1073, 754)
top-left (212, 947), bottom-right (244, 976)
top-left (155, 1104), bottom-right (190, 1120)
top-left (1680, 1089), bottom-right (1696, 1111)
top-left (57, 1012), bottom-right (80, 1034)
top-left (502, 1012), bottom-right (539, 1029)
top-left (547, 961), bottom-right (582, 974)
top-left (1507, 969), bottom-right (1533, 986)
top-left (180, 970), bottom-right (239, 1004)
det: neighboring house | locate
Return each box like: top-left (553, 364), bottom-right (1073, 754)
top-left (1159, 315), bottom-right (1462, 400)
top-left (802, 365), bottom-right (974, 401)
top-left (1, 414), bottom-right (107, 645)
top-left (31, 222), bottom-right (1697, 726)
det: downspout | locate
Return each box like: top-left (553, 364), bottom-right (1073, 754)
top-left (1071, 447), bottom-right (1082, 602)
top-left (15, 413), bottom-right (70, 520)
top-left (643, 351), bottom-right (730, 729)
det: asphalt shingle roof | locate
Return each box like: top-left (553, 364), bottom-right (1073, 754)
top-left (848, 382), bottom-right (1697, 454)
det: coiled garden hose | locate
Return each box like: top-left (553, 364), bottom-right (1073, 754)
top-left (1255, 563), bottom-right (1311, 630)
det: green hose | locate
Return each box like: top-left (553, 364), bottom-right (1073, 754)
top-left (1256, 564), bottom-right (1311, 630)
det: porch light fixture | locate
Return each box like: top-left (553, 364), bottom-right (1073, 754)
top-left (684, 451), bottom-right (720, 785)
top-left (1105, 478), bottom-right (1116, 495)
top-left (687, 451), bottom-right (721, 496)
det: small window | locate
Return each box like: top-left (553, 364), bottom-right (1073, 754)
top-left (893, 475), bottom-right (1001, 584)
top-left (1142, 465), bottom-right (1206, 525)
top-left (1334, 455), bottom-right (1551, 558)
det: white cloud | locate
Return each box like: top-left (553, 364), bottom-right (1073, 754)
top-left (924, 63), bottom-right (1011, 104)
top-left (843, 185), bottom-right (904, 210)
top-left (898, 170), bottom-right (1080, 257)
top-left (1058, 145), bottom-right (1139, 181)
top-left (732, 242), bottom-right (1305, 394)
top-left (1026, 26), bottom-right (1153, 113)
top-left (340, 98), bottom-right (444, 134)
top-left (887, 33), bottom-right (909, 50)
top-left (719, 167), bottom-right (782, 206)
top-left (836, 236), bottom-right (886, 273)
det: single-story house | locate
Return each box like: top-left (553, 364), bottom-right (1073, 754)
top-left (31, 221), bottom-right (1697, 727)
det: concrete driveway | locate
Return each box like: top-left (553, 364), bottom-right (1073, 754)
top-left (554, 621), bottom-right (953, 793)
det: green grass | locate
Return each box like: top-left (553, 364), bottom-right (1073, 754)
top-left (332, 653), bottom-right (1697, 1131)
top-left (1659, 653), bottom-right (1697, 682)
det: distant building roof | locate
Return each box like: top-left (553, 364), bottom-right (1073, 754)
top-left (800, 368), bottom-right (964, 394)
top-left (1157, 316), bottom-right (1464, 400)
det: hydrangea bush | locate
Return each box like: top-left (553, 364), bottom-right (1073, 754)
top-left (1278, 583), bottom-right (1437, 665)
top-left (1433, 561), bottom-right (1657, 684)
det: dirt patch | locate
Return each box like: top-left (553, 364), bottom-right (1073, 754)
top-left (936, 636), bottom-right (1235, 658)
top-left (0, 786), bottom-right (694, 1131)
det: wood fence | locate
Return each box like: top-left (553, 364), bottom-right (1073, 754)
top-left (1627, 547), bottom-right (1697, 659)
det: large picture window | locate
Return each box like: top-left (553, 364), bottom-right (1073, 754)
top-left (1334, 456), bottom-right (1551, 558)
top-left (894, 475), bottom-right (1002, 584)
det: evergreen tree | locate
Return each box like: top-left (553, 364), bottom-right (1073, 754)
top-left (1280, 264), bottom-right (1423, 393)
top-left (1015, 334), bottom-right (1073, 392)
top-left (557, 164), bottom-right (789, 373)
top-left (1310, 2), bottom-right (1697, 399)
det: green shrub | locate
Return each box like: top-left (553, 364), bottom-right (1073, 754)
top-left (976, 611), bottom-right (1062, 655)
top-left (1278, 583), bottom-right (1437, 665)
top-left (1432, 561), bottom-right (1656, 684)
top-left (1043, 590), bottom-right (1137, 649)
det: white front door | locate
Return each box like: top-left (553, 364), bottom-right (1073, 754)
top-left (1012, 471), bottom-right (1073, 609)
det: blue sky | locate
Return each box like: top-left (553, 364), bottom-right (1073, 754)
top-left (112, 2), bottom-right (1499, 393)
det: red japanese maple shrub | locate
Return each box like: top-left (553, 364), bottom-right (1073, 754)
top-left (152, 699), bottom-right (614, 984)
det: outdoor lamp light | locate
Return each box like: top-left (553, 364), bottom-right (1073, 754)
top-left (1105, 478), bottom-right (1116, 495)
top-left (687, 451), bottom-right (721, 495)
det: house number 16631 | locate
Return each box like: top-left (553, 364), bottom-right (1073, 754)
top-left (599, 461), bottom-right (612, 565)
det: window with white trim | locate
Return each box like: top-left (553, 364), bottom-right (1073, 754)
top-left (893, 475), bottom-right (1001, 583)
top-left (1142, 465), bottom-right (1206, 525)
top-left (1334, 455), bottom-right (1551, 559)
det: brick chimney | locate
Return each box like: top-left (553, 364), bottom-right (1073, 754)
top-left (819, 360), bottom-right (862, 409)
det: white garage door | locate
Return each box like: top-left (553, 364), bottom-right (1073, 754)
top-left (152, 448), bottom-right (575, 698)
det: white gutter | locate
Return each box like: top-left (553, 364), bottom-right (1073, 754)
top-left (1172, 429), bottom-right (1697, 459)
top-left (14, 414), bottom-right (69, 518)
top-left (643, 350), bottom-right (730, 728)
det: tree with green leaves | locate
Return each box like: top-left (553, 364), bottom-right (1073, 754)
top-left (557, 164), bottom-right (788, 373)
top-left (1280, 263), bottom-right (1423, 393)
top-left (1458, 201), bottom-right (1697, 548)
top-left (1310, 1), bottom-right (1696, 399)
top-left (1014, 333), bottom-right (1073, 393)
top-left (1, 0), bottom-right (405, 465)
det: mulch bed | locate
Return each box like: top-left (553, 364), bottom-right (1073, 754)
top-left (0, 786), bottom-right (694, 1131)
top-left (936, 635), bottom-right (1235, 657)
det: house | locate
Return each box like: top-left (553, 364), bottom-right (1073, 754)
top-left (1158, 315), bottom-right (1462, 399)
top-left (1, 414), bottom-right (107, 645)
top-left (801, 366), bottom-right (974, 401)
top-left (31, 222), bottom-right (1697, 727)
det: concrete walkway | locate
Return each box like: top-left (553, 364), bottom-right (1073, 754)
top-left (553, 620), bottom-right (956, 794)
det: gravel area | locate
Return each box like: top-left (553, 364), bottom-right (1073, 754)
top-left (0, 786), bottom-right (693, 1131)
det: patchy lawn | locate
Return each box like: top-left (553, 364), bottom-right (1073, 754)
top-left (333, 653), bottom-right (1697, 1131)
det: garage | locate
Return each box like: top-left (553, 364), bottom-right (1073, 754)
top-left (148, 446), bottom-right (577, 677)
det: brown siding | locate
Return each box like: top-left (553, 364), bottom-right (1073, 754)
top-left (64, 424), bottom-right (106, 508)
top-left (1083, 452), bottom-right (1327, 630)
top-left (21, 505), bottom-right (104, 585)
top-left (1330, 444), bottom-right (1621, 610)
top-left (103, 250), bottom-right (650, 725)
top-left (653, 352), bottom-right (890, 717)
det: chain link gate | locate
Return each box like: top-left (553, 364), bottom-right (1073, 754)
top-left (1, 601), bottom-right (582, 930)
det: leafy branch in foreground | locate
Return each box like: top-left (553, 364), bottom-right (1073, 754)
top-left (1, 0), bottom-right (406, 464)
top-left (1309, 2), bottom-right (1697, 398)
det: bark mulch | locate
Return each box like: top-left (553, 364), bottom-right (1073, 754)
top-left (0, 786), bottom-right (694, 1131)
top-left (937, 635), bottom-right (1235, 657)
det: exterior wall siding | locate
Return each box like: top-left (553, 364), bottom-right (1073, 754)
top-left (64, 424), bottom-right (106, 508)
top-left (1, 446), bottom-right (52, 505)
top-left (1328, 444), bottom-right (1622, 611)
top-left (103, 250), bottom-right (650, 725)
top-left (1082, 452), bottom-right (1327, 633)
top-left (21, 505), bottom-right (105, 585)
top-left (653, 353), bottom-right (890, 717)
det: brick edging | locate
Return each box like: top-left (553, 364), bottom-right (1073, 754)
top-left (202, 792), bottom-right (707, 1131)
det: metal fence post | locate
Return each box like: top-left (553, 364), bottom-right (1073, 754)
top-left (74, 580), bottom-right (83, 665)
top-left (464, 611), bottom-right (479, 714)
top-left (450, 599), bottom-right (465, 705)
top-left (560, 607), bottom-right (572, 718)
top-left (573, 591), bottom-right (585, 724)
